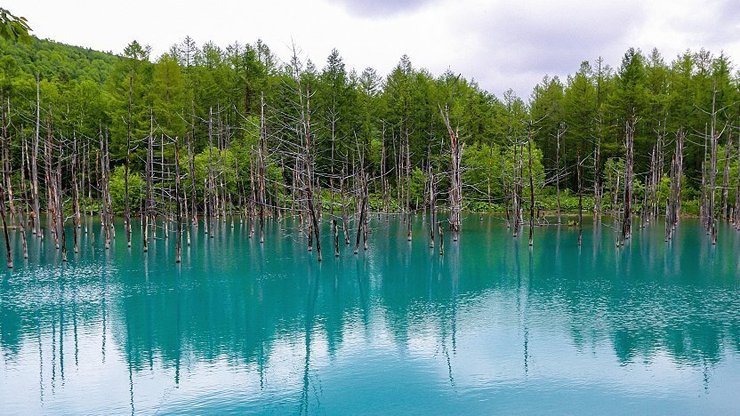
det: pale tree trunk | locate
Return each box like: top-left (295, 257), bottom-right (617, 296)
top-left (707, 84), bottom-right (719, 245)
top-left (721, 131), bottom-right (732, 221)
top-left (354, 171), bottom-right (368, 255)
top-left (0, 179), bottom-right (12, 268)
top-left (144, 114), bottom-right (153, 252)
top-left (555, 122), bottom-right (565, 224)
top-left (1, 98), bottom-right (17, 227)
top-left (124, 75), bottom-right (133, 248)
top-left (593, 118), bottom-right (603, 221)
top-left (19, 132), bottom-right (29, 258)
top-left (289, 50), bottom-right (322, 261)
top-left (428, 162), bottom-right (436, 248)
top-left (175, 140), bottom-right (183, 264)
top-left (734, 133), bottom-right (740, 230)
top-left (527, 123), bottom-right (535, 247)
top-left (100, 129), bottom-right (111, 250)
top-left (45, 118), bottom-right (59, 249)
top-left (621, 116), bottom-right (635, 243)
top-left (405, 128), bottom-right (412, 241)
top-left (71, 134), bottom-right (80, 253)
top-left (258, 93), bottom-right (267, 244)
top-left (189, 131), bottom-right (197, 227)
top-left (59, 159), bottom-right (67, 262)
top-left (440, 105), bottom-right (463, 240)
top-left (32, 76), bottom-right (41, 236)
top-left (577, 149), bottom-right (583, 247)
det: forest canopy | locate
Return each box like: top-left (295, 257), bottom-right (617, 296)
top-left (0, 32), bottom-right (738, 261)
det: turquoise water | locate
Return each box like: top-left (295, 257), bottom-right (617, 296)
top-left (1, 216), bottom-right (739, 415)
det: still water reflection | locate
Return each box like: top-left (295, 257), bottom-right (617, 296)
top-left (1, 217), bottom-right (739, 415)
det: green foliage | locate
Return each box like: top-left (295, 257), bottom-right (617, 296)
top-left (538, 190), bottom-right (595, 212)
top-left (501, 141), bottom-right (545, 195)
top-left (0, 36), bottom-right (117, 83)
top-left (603, 157), bottom-right (625, 201)
top-left (191, 147), bottom-right (238, 194)
top-left (0, 33), bottom-right (737, 217)
top-left (408, 167), bottom-right (426, 206)
top-left (109, 166), bottom-right (144, 213)
top-left (0, 8), bottom-right (31, 42)
top-left (463, 143), bottom-right (503, 200)
top-left (151, 54), bottom-right (187, 138)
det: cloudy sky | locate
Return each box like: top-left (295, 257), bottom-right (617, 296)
top-left (5, 0), bottom-right (739, 98)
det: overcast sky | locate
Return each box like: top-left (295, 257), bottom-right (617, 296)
top-left (5, 0), bottom-right (739, 98)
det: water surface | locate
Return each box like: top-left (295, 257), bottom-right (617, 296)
top-left (1, 217), bottom-right (739, 415)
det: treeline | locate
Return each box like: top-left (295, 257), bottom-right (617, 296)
top-left (0, 35), bottom-right (738, 265)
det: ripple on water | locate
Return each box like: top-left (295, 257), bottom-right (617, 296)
top-left (0, 219), bottom-right (739, 415)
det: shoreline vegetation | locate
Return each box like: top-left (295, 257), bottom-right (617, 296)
top-left (0, 27), bottom-right (738, 267)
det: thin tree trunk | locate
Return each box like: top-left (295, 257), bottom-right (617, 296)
top-left (555, 123), bottom-right (564, 224)
top-left (0, 183), bottom-right (12, 268)
top-left (721, 131), bottom-right (732, 221)
top-left (622, 117), bottom-right (635, 243)
top-left (124, 74), bottom-right (133, 247)
top-left (175, 140), bottom-right (183, 264)
top-left (708, 84), bottom-right (719, 245)
top-left (440, 105), bottom-right (462, 240)
top-left (71, 134), bottom-right (80, 253)
top-left (144, 113), bottom-right (153, 252)
top-left (19, 132), bottom-right (29, 258)
top-left (577, 149), bottom-right (583, 247)
top-left (32, 76), bottom-right (41, 236)
top-left (593, 118), bottom-right (602, 220)
top-left (527, 124), bottom-right (535, 247)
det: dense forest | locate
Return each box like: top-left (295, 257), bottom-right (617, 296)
top-left (0, 30), bottom-right (738, 266)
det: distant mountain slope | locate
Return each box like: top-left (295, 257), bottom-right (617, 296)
top-left (0, 36), bottom-right (119, 83)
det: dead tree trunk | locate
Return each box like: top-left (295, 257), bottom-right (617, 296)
top-left (340, 166), bottom-right (350, 245)
top-left (622, 117), bottom-right (635, 243)
top-left (124, 74), bottom-right (133, 248)
top-left (721, 131), bottom-right (733, 221)
top-left (45, 117), bottom-right (59, 249)
top-left (527, 123), bottom-right (535, 247)
top-left (333, 219), bottom-right (339, 257)
top-left (0, 183), bottom-right (12, 268)
top-left (380, 122), bottom-right (390, 214)
top-left (1, 98), bottom-right (17, 228)
top-left (32, 76), bottom-right (41, 236)
top-left (258, 93), bottom-right (267, 244)
top-left (440, 105), bottom-right (462, 240)
top-left (206, 107), bottom-right (215, 237)
top-left (175, 140), bottom-right (183, 264)
top-left (428, 162), bottom-right (436, 248)
top-left (701, 126), bottom-right (708, 229)
top-left (555, 122), bottom-right (565, 224)
top-left (354, 172), bottom-right (368, 255)
top-left (100, 129), bottom-right (112, 250)
top-left (405, 128), bottom-right (412, 241)
top-left (55, 140), bottom-right (67, 262)
top-left (503, 157), bottom-right (512, 229)
top-left (188, 133), bottom-right (197, 227)
top-left (144, 114), bottom-right (153, 252)
top-left (593, 118), bottom-right (603, 221)
top-left (577, 149), bottom-right (583, 247)
top-left (19, 132), bottom-right (29, 258)
top-left (71, 134), bottom-right (80, 253)
top-left (734, 133), bottom-right (740, 230)
top-left (290, 54), bottom-right (322, 262)
top-left (438, 221), bottom-right (444, 256)
top-left (666, 130), bottom-right (684, 241)
top-left (708, 84), bottom-right (719, 245)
